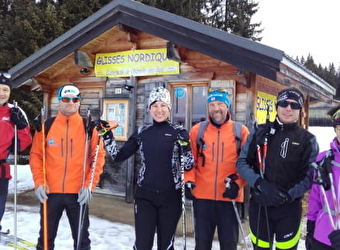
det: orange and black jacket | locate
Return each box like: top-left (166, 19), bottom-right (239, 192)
top-left (185, 117), bottom-right (249, 202)
top-left (30, 111), bottom-right (105, 193)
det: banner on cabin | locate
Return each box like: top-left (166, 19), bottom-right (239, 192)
top-left (95, 48), bottom-right (180, 77)
top-left (256, 91), bottom-right (277, 124)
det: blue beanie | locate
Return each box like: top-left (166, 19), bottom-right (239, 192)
top-left (207, 90), bottom-right (230, 107)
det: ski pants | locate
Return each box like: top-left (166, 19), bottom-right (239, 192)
top-left (249, 198), bottom-right (302, 250)
top-left (0, 178), bottom-right (9, 229)
top-left (307, 236), bottom-right (333, 250)
top-left (36, 193), bottom-right (91, 250)
top-left (193, 199), bottom-right (239, 250)
top-left (133, 187), bottom-right (182, 250)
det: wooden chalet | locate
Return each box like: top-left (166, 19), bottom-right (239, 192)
top-left (8, 0), bottom-right (335, 201)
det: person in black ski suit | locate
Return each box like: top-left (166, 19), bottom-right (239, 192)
top-left (237, 88), bottom-right (319, 250)
top-left (97, 86), bottom-right (194, 250)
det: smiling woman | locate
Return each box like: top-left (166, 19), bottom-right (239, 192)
top-left (96, 85), bottom-right (194, 249)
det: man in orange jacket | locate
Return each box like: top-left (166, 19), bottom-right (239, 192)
top-left (30, 84), bottom-right (105, 250)
top-left (185, 88), bottom-right (249, 250)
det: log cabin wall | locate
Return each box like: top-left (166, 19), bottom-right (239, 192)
top-left (42, 30), bottom-right (320, 200)
top-left (42, 30), bottom-right (252, 199)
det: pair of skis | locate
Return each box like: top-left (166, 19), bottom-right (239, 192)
top-left (0, 230), bottom-right (36, 250)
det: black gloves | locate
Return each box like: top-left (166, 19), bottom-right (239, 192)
top-left (223, 174), bottom-right (239, 199)
top-left (96, 120), bottom-right (114, 140)
top-left (315, 162), bottom-right (332, 191)
top-left (254, 178), bottom-right (291, 206)
top-left (329, 230), bottom-right (340, 250)
top-left (177, 129), bottom-right (190, 150)
top-left (305, 220), bottom-right (315, 250)
top-left (185, 181), bottom-right (195, 200)
top-left (10, 107), bottom-right (28, 129)
top-left (33, 114), bottom-right (42, 132)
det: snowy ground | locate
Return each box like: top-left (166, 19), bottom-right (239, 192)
top-left (0, 126), bottom-right (334, 249)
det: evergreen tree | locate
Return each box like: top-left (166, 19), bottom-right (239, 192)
top-left (0, 0), bottom-right (64, 70)
top-left (138, 0), bottom-right (206, 23)
top-left (54, 0), bottom-right (103, 32)
top-left (139, 0), bottom-right (263, 41)
top-left (203, 0), bottom-right (263, 41)
top-left (1, 0), bottom-right (339, 101)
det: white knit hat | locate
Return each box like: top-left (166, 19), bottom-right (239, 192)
top-left (148, 86), bottom-right (171, 110)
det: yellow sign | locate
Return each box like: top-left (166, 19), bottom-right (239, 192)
top-left (256, 91), bottom-right (277, 124)
top-left (94, 49), bottom-right (180, 77)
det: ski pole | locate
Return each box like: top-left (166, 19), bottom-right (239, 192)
top-left (76, 109), bottom-right (91, 250)
top-left (225, 174), bottom-right (249, 250)
top-left (40, 107), bottom-right (48, 250)
top-left (326, 161), bottom-right (340, 229)
top-left (312, 162), bottom-right (336, 230)
top-left (13, 101), bottom-right (18, 249)
top-left (88, 130), bottom-right (102, 191)
top-left (177, 139), bottom-right (188, 250)
top-left (256, 145), bottom-right (264, 178)
top-left (76, 121), bottom-right (100, 250)
top-left (255, 140), bottom-right (271, 250)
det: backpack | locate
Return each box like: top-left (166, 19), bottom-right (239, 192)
top-left (44, 117), bottom-right (93, 139)
top-left (196, 121), bottom-right (242, 155)
top-left (196, 120), bottom-right (243, 157)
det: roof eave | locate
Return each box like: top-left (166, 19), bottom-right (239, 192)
top-left (9, 0), bottom-right (284, 88)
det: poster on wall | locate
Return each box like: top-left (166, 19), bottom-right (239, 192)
top-left (102, 99), bottom-right (129, 141)
top-left (256, 91), bottom-right (277, 124)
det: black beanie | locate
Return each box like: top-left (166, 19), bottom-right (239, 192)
top-left (277, 88), bottom-right (304, 107)
top-left (0, 73), bottom-right (12, 89)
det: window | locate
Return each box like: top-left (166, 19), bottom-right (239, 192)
top-left (171, 83), bottom-right (208, 131)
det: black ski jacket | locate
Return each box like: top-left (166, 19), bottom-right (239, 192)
top-left (104, 119), bottom-right (194, 192)
top-left (237, 117), bottom-right (319, 201)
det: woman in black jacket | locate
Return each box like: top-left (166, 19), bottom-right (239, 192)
top-left (98, 86), bottom-right (194, 250)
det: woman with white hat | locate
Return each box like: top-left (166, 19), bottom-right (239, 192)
top-left (97, 86), bottom-right (194, 249)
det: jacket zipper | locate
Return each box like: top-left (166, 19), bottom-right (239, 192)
top-left (61, 119), bottom-right (69, 193)
top-left (214, 129), bottom-right (221, 200)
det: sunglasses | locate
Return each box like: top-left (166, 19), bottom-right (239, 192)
top-left (208, 88), bottom-right (228, 93)
top-left (0, 72), bottom-right (11, 79)
top-left (61, 97), bottom-right (81, 103)
top-left (277, 101), bottom-right (301, 110)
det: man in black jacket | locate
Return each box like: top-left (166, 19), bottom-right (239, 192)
top-left (237, 88), bottom-right (319, 250)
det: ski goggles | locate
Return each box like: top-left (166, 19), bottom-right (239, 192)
top-left (208, 88), bottom-right (228, 93)
top-left (332, 109), bottom-right (340, 122)
top-left (0, 72), bottom-right (11, 79)
top-left (0, 72), bottom-right (11, 84)
top-left (61, 97), bottom-right (81, 103)
top-left (277, 100), bottom-right (301, 110)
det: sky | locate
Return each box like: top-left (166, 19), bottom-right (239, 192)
top-left (0, 126), bottom-right (335, 249)
top-left (253, 0), bottom-right (340, 68)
